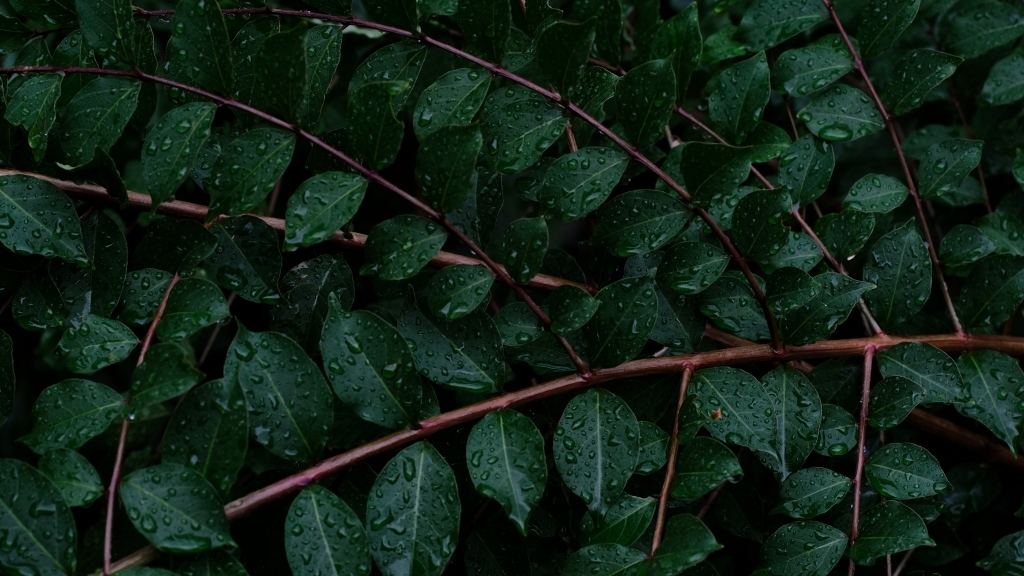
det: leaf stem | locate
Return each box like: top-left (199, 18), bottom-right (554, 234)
top-left (847, 345), bottom-right (875, 576)
top-left (650, 363), bottom-right (695, 558)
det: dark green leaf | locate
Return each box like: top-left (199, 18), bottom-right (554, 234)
top-left (859, 0), bottom-right (921, 59)
top-left (0, 459), bottom-right (78, 575)
top-left (456, 0), bottom-right (510, 63)
top-left (979, 530), bottom-right (1024, 575)
top-left (976, 211), bottom-right (1024, 256)
top-left (772, 467), bottom-right (850, 519)
top-left (205, 216), bottom-right (281, 305)
top-left (585, 276), bottom-right (658, 368)
top-left (582, 494), bottom-right (655, 547)
top-left (163, 0), bottom-right (233, 96)
top-left (76, 0), bottom-right (133, 68)
top-left (849, 501), bottom-right (935, 565)
top-left (733, 189), bottom-right (792, 263)
top-left (349, 41), bottom-right (425, 111)
top-left (635, 421), bottom-right (668, 474)
top-left (981, 51), bottom-right (1024, 106)
top-left (37, 448), bottom-right (102, 507)
top-left (614, 58), bottom-right (676, 149)
top-left (120, 463), bottom-right (233, 554)
top-left (142, 103), bottom-right (216, 207)
top-left (709, 52), bottom-right (771, 143)
top-left (494, 302), bottom-right (544, 346)
top-left (866, 442), bottom-right (951, 500)
top-left (942, 1), bottom-right (1024, 59)
top-left (763, 232), bottom-right (823, 273)
top-left (130, 218), bottom-right (217, 274)
top-left (779, 135), bottom-right (834, 206)
top-left (207, 128), bottom-right (295, 216)
top-left (549, 284), bottom-right (600, 336)
top-left (130, 340), bottom-right (203, 410)
top-left (574, 0), bottom-right (622, 65)
top-left (939, 224), bottom-right (995, 268)
top-left (284, 172), bottom-right (367, 250)
top-left (563, 543), bottom-right (646, 576)
top-left (760, 366), bottom-right (822, 478)
top-left (497, 217), bottom-right (548, 284)
top-left (779, 273), bottom-right (874, 346)
top-left (365, 0), bottom-right (418, 29)
top-left (539, 147), bottom-right (629, 220)
top-left (646, 514), bottom-right (722, 574)
top-left (413, 68), bottom-right (490, 139)
top-left (691, 367), bottom-right (777, 458)
top-left (536, 20), bottom-right (596, 97)
top-left (955, 350), bottom-right (1024, 453)
top-left (593, 190), bottom-right (688, 257)
top-left (57, 314), bottom-right (137, 374)
top-left (360, 215), bottom-right (446, 280)
top-left (21, 379), bottom-right (123, 453)
top-left (285, 485), bottom-right (370, 576)
top-left (4, 74), bottom-right (60, 162)
top-left (957, 254), bottom-right (1024, 331)
top-left (0, 174), bottom-right (87, 265)
top-left (679, 143), bottom-right (753, 206)
top-left (886, 49), bottom-right (962, 116)
top-left (570, 67), bottom-right (618, 145)
top-left (672, 437), bottom-right (742, 503)
top-left (797, 85), bottom-right (884, 142)
top-left (878, 342), bottom-right (966, 405)
top-left (156, 278), bottom-right (230, 341)
top-left (416, 124), bottom-right (482, 213)
top-left (426, 264), bottom-right (494, 320)
top-left (648, 4), bottom-right (702, 100)
top-left (815, 404), bottom-right (857, 456)
top-left (271, 255), bottom-right (355, 355)
top-left (230, 18), bottom-right (280, 108)
top-left (658, 241), bottom-right (729, 295)
top-left (254, 28), bottom-right (307, 125)
top-left (767, 268), bottom-right (820, 316)
top-left (862, 221), bottom-right (932, 329)
top-left (60, 77), bottom-right (139, 166)
top-left (303, 25), bottom-right (343, 130)
top-left (49, 211), bottom-right (127, 325)
top-left (480, 85), bottom-right (564, 174)
top-left (868, 376), bottom-right (926, 429)
top-left (773, 35), bottom-right (854, 97)
top-left (753, 521), bottom-right (847, 576)
top-left (739, 0), bottom-right (828, 51)
top-left (700, 273), bottom-right (770, 341)
top-left (918, 139), bottom-right (983, 201)
top-left (844, 174), bottom-right (909, 213)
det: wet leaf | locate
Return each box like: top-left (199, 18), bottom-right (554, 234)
top-left (285, 485), bottom-right (370, 576)
top-left (574, 0), bottom-right (622, 65)
top-left (739, 0), bottom-right (828, 51)
top-left (691, 367), bottom-right (778, 459)
top-left (76, 0), bottom-right (133, 68)
top-left (537, 20), bottom-right (597, 97)
top-left (21, 379), bottom-right (123, 453)
top-left (496, 217), bottom-right (548, 284)
top-left (797, 84), bottom-right (884, 142)
top-left (416, 124), bottom-right (482, 213)
top-left (767, 268), bottom-right (820, 316)
top-left (361, 215), bottom-right (447, 281)
top-left (859, 0), bottom-right (920, 59)
top-left (760, 366), bottom-right (822, 479)
top-left (130, 217), bottom-right (217, 274)
top-left (752, 520), bottom-right (846, 576)
top-left (37, 448), bottom-right (103, 508)
top-left (162, 0), bottom-right (233, 96)
top-left (4, 74), bottom-right (60, 162)
top-left (413, 68), bottom-right (490, 139)
top-left (60, 77), bottom-right (139, 167)
top-left (49, 211), bottom-right (127, 325)
top-left (709, 52), bottom-right (771, 143)
top-left (348, 41), bottom-right (425, 111)
top-left (130, 340), bottom-right (203, 410)
top-left (885, 49), bottom-right (962, 116)
top-left (592, 190), bottom-right (688, 257)
top-left (878, 342), bottom-right (966, 405)
top-left (939, 224), bottom-right (995, 268)
top-left (57, 314), bottom-right (137, 374)
top-left (942, 1), bottom-right (1024, 59)
top-left (303, 25), bottom-right (343, 130)
top-left (156, 278), bottom-right (230, 341)
top-left (918, 139), bottom-right (983, 201)
top-left (658, 241), bottom-right (729, 295)
top-left (866, 442), bottom-right (951, 500)
top-left (646, 514), bottom-right (723, 574)
top-left (563, 543), bottom-right (646, 576)
top-left (204, 216), bottom-right (281, 305)
top-left (254, 28), bottom-right (307, 125)
top-left (700, 272), bottom-right (770, 341)
top-left (672, 437), bottom-right (742, 503)
top-left (772, 467), bottom-right (850, 519)
top-left (284, 172), bottom-right (367, 250)
top-left (779, 273), bottom-right (874, 346)
top-left (426, 264), bottom-right (494, 321)
top-left (142, 103), bottom-right (216, 207)
top-left (843, 173), bottom-right (909, 214)
top-left (976, 211), bottom-right (1024, 257)
top-left (614, 58), bottom-right (676, 149)
top-left (271, 255), bottom-right (355, 355)
top-left (549, 284), bottom-right (600, 336)
top-left (862, 221), bottom-right (932, 330)
top-left (648, 4), bottom-right (702, 100)
top-left (0, 174), bottom-right (87, 265)
top-left (849, 501), bottom-right (935, 565)
top-left (815, 404), bottom-right (857, 457)
top-left (773, 35), bottom-right (853, 97)
top-left (0, 459), bottom-right (78, 575)
top-left (456, 0), bottom-right (510, 63)
top-left (956, 254), bottom-right (1024, 331)
top-left (585, 276), bottom-right (658, 368)
top-left (581, 494), bottom-right (655, 547)
top-left (480, 85), bottom-right (564, 174)
top-left (207, 128), bottom-right (295, 216)
top-left (539, 147), bottom-right (629, 221)
top-left (733, 189), bottom-right (792, 263)
top-left (955, 350), bottom-right (1024, 454)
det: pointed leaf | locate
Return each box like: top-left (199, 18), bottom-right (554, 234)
top-left (205, 216), bottom-right (281, 305)
top-left (739, 0), bottom-right (828, 51)
top-left (539, 147), bottom-right (628, 221)
top-left (866, 442), bottom-right (951, 500)
top-left (779, 135), bottom-right (834, 206)
top-left (38, 448), bottom-right (103, 508)
top-left (593, 190), bottom-right (688, 257)
top-left (760, 366), bottom-right (822, 479)
top-left (4, 74), bottom-right (61, 162)
top-left (163, 0), bottom-right (233, 95)
top-left (361, 215), bottom-right (446, 281)
top-left (859, 0), bottom-right (921, 59)
top-left (286, 486), bottom-right (370, 576)
top-left (773, 35), bottom-right (853, 97)
top-left (413, 68), bottom-right (490, 139)
top-left (207, 128), bottom-right (295, 216)
top-left (918, 139), bottom-right (983, 201)
top-left (956, 350), bottom-right (1024, 454)
top-left (957, 254), bottom-right (1024, 331)
top-left (284, 172), bottom-right (368, 250)
top-left (849, 501), bottom-right (934, 565)
top-left (709, 52), bottom-right (771, 143)
top-left (57, 314), bottom-right (137, 374)
top-left (21, 379), bottom-right (123, 453)
top-left (772, 467), bottom-right (851, 519)
top-left (0, 174), bottom-right (87, 265)
top-left (878, 342), bottom-right (966, 405)
top-left (672, 437), bottom-right (742, 503)
top-left (537, 20), bottom-right (596, 97)
top-left (615, 58), bottom-right (676, 149)
top-left (416, 124), bottom-right (482, 213)
top-left (0, 459), bottom-right (78, 575)
top-left (426, 264), bottom-right (494, 321)
top-left (797, 85), bottom-right (884, 142)
top-left (480, 85), bottom-right (564, 174)
top-left (582, 494), bottom-right (655, 547)
top-left (647, 514), bottom-right (723, 574)
top-left (156, 277), bottom-right (230, 341)
top-left (691, 367), bottom-right (778, 458)
top-left (753, 521), bottom-right (847, 576)
top-left (585, 276), bottom-right (658, 368)
top-left (780, 273), bottom-right (874, 346)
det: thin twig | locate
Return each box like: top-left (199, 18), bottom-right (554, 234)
top-left (650, 364), bottom-right (695, 558)
top-left (564, 121), bottom-right (578, 152)
top-left (697, 482), bottom-right (726, 519)
top-left (947, 82), bottom-right (992, 212)
top-left (848, 345), bottom-right (875, 576)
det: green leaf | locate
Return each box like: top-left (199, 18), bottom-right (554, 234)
top-left (957, 254), bottom-right (1024, 331)
top-left (885, 49), bottom-right (962, 116)
top-left (679, 143), bottom-right (753, 206)
top-left (349, 41), bottom-right (425, 111)
top-left (780, 273), bottom-right (874, 346)
top-left (230, 17), bottom-right (279, 108)
top-left (582, 494), bottom-right (655, 547)
top-left (494, 302), bottom-right (544, 347)
top-left (285, 485), bottom-right (370, 576)
top-left (207, 128), bottom-right (296, 216)
top-left (163, 379), bottom-right (248, 494)
top-left (939, 224), bottom-right (995, 268)
top-left (4, 74), bottom-right (60, 162)
top-left (772, 467), bottom-right (850, 519)
top-left (773, 35), bottom-right (854, 97)
top-left (778, 136), bottom-right (834, 206)
top-left (593, 190), bottom-right (688, 257)
top-left (50, 211), bottom-right (127, 325)
top-left (672, 436), bottom-right (742, 503)
top-left (976, 211), bottom-right (1024, 256)
top-left (942, 1), bottom-right (1024, 59)
top-left (709, 52), bottom-right (771, 143)
top-left (658, 241), bottom-right (729, 295)
top-left (76, 0), bottom-right (133, 68)
top-left (585, 276), bottom-right (658, 368)
top-left (142, 103), bottom-right (216, 208)
top-left (843, 174), bottom-right (909, 214)
top-left (303, 24), bottom-right (342, 130)
top-left (869, 376), bottom-right (925, 429)
top-left (570, 67), bottom-right (619, 146)
top-left (763, 232), bottom-right (823, 273)
top-left (425, 264), bottom-right (494, 321)
top-left (615, 58), bottom-right (676, 149)
top-left (130, 341), bottom-right (203, 410)
top-left (413, 68), bottom-right (490, 139)
top-left (349, 83), bottom-right (405, 171)
top-left (60, 76), bottom-right (140, 166)
top-left (0, 174), bottom-right (87, 265)
top-left (360, 215), bottom-right (447, 280)
top-left (227, 326), bottom-right (334, 461)
top-left (859, 0), bottom-right (921, 59)
top-left (700, 273), bottom-right (770, 341)
top-left (204, 216), bottom-right (281, 305)
top-left (0, 459), bottom-right (78, 575)
top-left (120, 463), bottom-right (233, 554)
top-left (691, 367), bottom-right (777, 458)
top-left (767, 268), bottom-right (820, 316)
top-left (981, 51), bottom-right (1024, 106)
top-left (979, 530), bottom-right (1024, 575)
top-left (365, 0), bottom-right (418, 29)
top-left (849, 501), bottom-right (935, 565)
top-left (563, 543), bottom-right (646, 576)
top-left (862, 221), bottom-right (932, 329)
top-left (866, 442), bottom-right (951, 500)
top-left (877, 342), bottom-right (966, 405)
top-left (539, 147), bottom-right (629, 221)
top-left (284, 172), bottom-right (368, 250)
top-left (549, 284), bottom-right (600, 336)
top-left (797, 85), bottom-right (884, 142)
top-left (254, 28), bottom-right (307, 125)
top-left (466, 410), bottom-right (547, 534)
top-left (163, 0), bottom-right (233, 96)
top-left (815, 404), bottom-right (857, 456)
top-left (177, 550), bottom-right (249, 576)
top-left (57, 314), bottom-right (137, 374)
top-left (321, 301), bottom-right (422, 428)
top-left (646, 514), bottom-right (723, 574)
top-left (633, 422), bottom-right (668, 476)
top-left (955, 350), bottom-right (1024, 454)
top-left (536, 20), bottom-right (596, 97)
top-left (733, 189), bottom-right (792, 263)
top-left (739, 0), bottom-right (828, 51)
top-left (760, 366), bottom-right (822, 479)
top-left (648, 4), bottom-right (702, 100)
top-left (20, 379), bottom-right (123, 453)
top-left (270, 255), bottom-right (355, 355)
top-left (497, 217), bottom-right (548, 284)
top-left (554, 389), bottom-right (639, 516)
top-left (416, 124), bottom-right (482, 213)
top-left (918, 139), bottom-right (983, 201)
top-left (37, 448), bottom-right (103, 508)
top-left (455, 0), bottom-right (510, 62)
top-left (367, 442), bottom-right (460, 576)
top-left (156, 278), bottom-right (230, 341)
top-left (130, 217), bottom-right (217, 273)
top-left (397, 296), bottom-right (504, 392)
top-left (480, 85), bottom-right (564, 174)
top-left (753, 521), bottom-right (847, 576)
top-left (575, 0), bottom-right (622, 65)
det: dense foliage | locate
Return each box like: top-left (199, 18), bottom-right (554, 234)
top-left (1, 0), bottom-right (1024, 574)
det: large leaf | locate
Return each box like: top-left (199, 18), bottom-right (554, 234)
top-left (285, 485), bottom-right (370, 576)
top-left (142, 103), bottom-right (216, 207)
top-left (779, 273), bottom-right (874, 346)
top-left (155, 277), bottom-right (230, 341)
top-left (877, 342), bottom-right (966, 405)
top-left (942, 0), bottom-right (1024, 59)
top-left (367, 442), bottom-right (460, 576)
top-left (360, 215), bottom-right (447, 281)
top-left (690, 367), bottom-right (778, 459)
top-left (849, 501), bottom-right (934, 565)
top-left (753, 521), bottom-right (847, 576)
top-left (76, 0), bottom-right (133, 68)
top-left (885, 49), bottom-right (962, 115)
top-left (253, 28), bottom-right (307, 124)
top-left (0, 174), bottom-right (88, 265)
top-left (955, 350), bottom-right (1024, 454)
top-left (865, 442), bottom-right (951, 500)
top-left (284, 172), bottom-right (367, 250)
top-left (207, 128), bottom-right (295, 216)
top-left (413, 68), bottom-right (490, 139)
top-left (163, 0), bottom-right (233, 95)
top-left (37, 448), bottom-right (103, 508)
top-left (797, 85), bottom-right (884, 142)
top-left (60, 77), bottom-right (139, 167)
top-left (862, 221), bottom-right (932, 330)
top-left (957, 254), bottom-right (1024, 331)
top-left (614, 58), bottom-right (676, 149)
top-left (760, 366), bottom-right (822, 479)
top-left (709, 52), bottom-right (771, 143)
top-left (584, 276), bottom-right (658, 368)
top-left (480, 85), bottom-right (563, 174)
top-left (592, 190), bottom-right (688, 257)
top-left (981, 51), bottom-right (1024, 106)
top-left (539, 147), bottom-right (629, 221)
top-left (0, 459), bottom-right (78, 576)
top-left (658, 241), bottom-right (729, 295)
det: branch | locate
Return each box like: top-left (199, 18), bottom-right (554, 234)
top-left (820, 0), bottom-right (964, 335)
top-left (650, 363), bottom-right (695, 558)
top-left (848, 345), bottom-right (875, 576)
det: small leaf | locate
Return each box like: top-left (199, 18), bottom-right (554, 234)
top-left (635, 421), bottom-right (668, 475)
top-left (494, 302), bottom-right (544, 346)
top-left (691, 367), bottom-right (778, 458)
top-left (466, 410), bottom-right (547, 534)
top-left (156, 278), bottom-right (230, 341)
top-left (549, 284), bottom-right (600, 336)
top-left (939, 224), bottom-right (995, 268)
top-left (130, 341), bottom-right (204, 410)
top-left (303, 25), bottom-right (343, 130)
top-left (885, 49), bottom-right (962, 115)
top-left (981, 51), bottom-right (1024, 106)
top-left (537, 20), bottom-right (597, 97)
top-left (760, 366), bottom-right (822, 479)
top-left (21, 379), bottom-right (123, 453)
top-left (956, 350), bottom-right (1024, 454)
top-left (142, 103), bottom-right (216, 207)
top-left (614, 58), bottom-right (676, 149)
top-left (76, 0), bottom-right (134, 68)
top-left (50, 211), bottom-right (127, 325)
top-left (779, 273), bottom-right (874, 346)
top-left (163, 0), bottom-right (233, 96)
top-left (957, 254), bottom-right (1024, 331)
top-left (204, 216), bottom-right (281, 305)
top-left (679, 143), bottom-right (753, 206)
top-left (4, 74), bottom-right (61, 162)
top-left (979, 530), bottom-right (1024, 575)
top-left (739, 0), bottom-right (828, 51)
top-left (869, 376), bottom-right (926, 429)
top-left (753, 521), bottom-right (847, 576)
top-left (207, 128), bottom-right (295, 216)
top-left (709, 52), bottom-right (771, 143)
top-left (585, 276), bottom-right (658, 368)
top-left (57, 314), bottom-right (137, 374)
top-left (581, 494), bottom-right (655, 547)
top-left (918, 139), bottom-right (983, 201)
top-left (38, 448), bottom-right (103, 508)
top-left (767, 268), bottom-right (820, 316)
top-left (862, 221), bottom-right (932, 330)
top-left (773, 35), bottom-right (853, 97)
top-left (539, 147), bottom-right (629, 221)
top-left (349, 40), bottom-right (425, 110)
top-left (772, 468), bottom-right (851, 519)
top-left (0, 174), bottom-right (88, 265)
top-left (700, 273), bottom-right (770, 341)
top-left (285, 486), bottom-right (370, 576)
top-left (778, 135), bottom-right (835, 206)
top-left (858, 0), bottom-right (921, 59)
top-left (763, 232), bottom-right (822, 273)
top-left (575, 0), bottom-right (622, 65)
top-left (367, 442), bottom-right (460, 576)
top-left (426, 264), bottom-right (494, 321)
top-left (658, 241), bottom-right (729, 295)
top-left (866, 442), bottom-right (951, 500)
top-left (284, 172), bottom-right (367, 250)
top-left (271, 255), bottom-right (355, 355)
top-left (0, 459), bottom-right (78, 575)
top-left (815, 404), bottom-right (857, 456)
top-left (648, 4), bottom-right (702, 100)
top-left (843, 174), bottom-right (909, 213)
top-left (878, 342), bottom-right (966, 405)
top-left (120, 463), bottom-right (233, 554)
top-left (497, 217), bottom-right (548, 284)
top-left (733, 189), bottom-right (792, 263)
top-left (254, 28), bottom-right (307, 124)
top-left (416, 125), bottom-right (482, 213)
top-left (413, 68), bottom-right (490, 139)
top-left (554, 389), bottom-right (639, 516)
top-left (797, 84), bottom-right (884, 142)
top-left (563, 543), bottom-right (646, 576)
top-left (672, 437), bottom-right (742, 503)
top-left (480, 85), bottom-right (564, 174)
top-left (849, 501), bottom-right (935, 565)
top-left (647, 514), bottom-right (723, 574)
top-left (976, 211), bottom-right (1024, 256)
top-left (361, 215), bottom-right (446, 280)
top-left (130, 218), bottom-right (217, 273)
top-left (593, 190), bottom-right (688, 257)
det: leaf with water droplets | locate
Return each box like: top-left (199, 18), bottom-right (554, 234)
top-left (581, 494), bottom-right (655, 547)
top-left (672, 436), bottom-right (742, 503)
top-left (942, 0), bottom-right (1024, 59)
top-left (163, 0), bottom-right (233, 97)
top-left (466, 410), bottom-right (546, 535)
top-left (647, 3), bottom-right (701, 101)
top-left (866, 442), bottom-right (951, 500)
top-left (177, 550), bottom-right (251, 576)
top-left (678, 143), bottom-right (753, 207)
top-left (778, 135), bottom-right (834, 206)
top-left (779, 273), bottom-right (874, 346)
top-left (978, 530), bottom-right (1024, 574)
top-left (285, 172), bottom-right (367, 250)
top-left (37, 448), bottom-right (102, 508)
top-left (554, 389), bottom-right (639, 517)
top-left (155, 278), bottom-right (229, 341)
top-left (570, 66), bottom-right (618, 146)
top-left (733, 188), bottom-right (792, 263)
top-left (739, 0), bottom-right (828, 51)
top-left (349, 40), bottom-right (425, 111)
top-left (456, 0), bottom-right (510, 63)
top-left (59, 76), bottom-right (140, 166)
top-left (120, 463), bottom-right (234, 554)
top-left (142, 103), bottom-right (216, 208)
top-left (48, 211), bottom-right (127, 326)
top-left (115, 269), bottom-right (170, 327)
top-left (956, 254), bottom-right (1024, 331)
top-left (763, 232), bottom-right (823, 274)
top-left (797, 84), bottom-right (884, 142)
top-left (690, 367), bottom-right (778, 460)
top-left (635, 421), bottom-right (668, 475)
top-left (75, 0), bottom-right (133, 68)
top-left (4, 73), bottom-right (60, 162)
top-left (0, 174), bottom-right (87, 265)
top-left (163, 378), bottom-right (248, 495)
top-left (658, 241), bottom-right (729, 295)
top-left (843, 173), bottom-right (909, 214)
top-left (940, 224), bottom-right (996, 269)
top-left (976, 211), bottom-right (1024, 257)
top-left (253, 27), bottom-right (307, 125)
top-left (918, 139), bottom-right (983, 201)
top-left (771, 467), bottom-right (850, 519)
top-left (651, 289), bottom-right (704, 354)
top-left (615, 58), bottom-right (676, 149)
top-left (493, 301), bottom-right (545, 347)
top-left (767, 268), bottom-right (820, 316)
top-left (130, 217), bottom-right (217, 274)
top-left (413, 68), bottom-right (490, 139)
top-left (955, 350), bottom-right (1024, 454)
top-left (699, 272), bottom-right (770, 341)
top-left (302, 24), bottom-right (342, 130)
top-left (20, 378), bottom-right (123, 453)
top-left (709, 52), bottom-right (771, 143)
top-left (868, 376), bottom-right (925, 429)
top-left (204, 216), bottom-right (281, 305)
top-left (0, 459), bottom-right (78, 575)
top-left (285, 485), bottom-right (371, 576)
top-left (885, 49), bottom-right (962, 116)
top-left (207, 128), bottom-right (296, 216)
top-left (815, 404), bottom-right (857, 456)
top-left (539, 147), bottom-right (628, 221)
top-left (416, 124), bottom-right (482, 213)
top-left (367, 442), bottom-right (459, 576)
top-left (862, 220), bottom-right (932, 330)
top-left (562, 543), bottom-right (646, 576)
top-left (57, 314), bottom-right (137, 374)
top-left (536, 19), bottom-right (596, 97)
top-left (752, 520), bottom-right (846, 576)
top-left (575, 0), bottom-right (622, 66)
top-left (348, 82), bottom-right (406, 171)
top-left (859, 0), bottom-right (920, 59)
top-left (850, 501), bottom-right (934, 565)
top-left (480, 85), bottom-right (564, 174)
top-left (361, 215), bottom-right (447, 281)
top-left (878, 342), bottom-right (966, 405)
top-left (593, 190), bottom-right (688, 257)
top-left (271, 255), bottom-right (355, 356)
top-left (981, 51), bottom-right (1024, 106)
top-left (585, 276), bottom-right (658, 368)
top-left (130, 340), bottom-right (204, 410)
top-left (759, 366), bottom-right (822, 479)
top-left (426, 264), bottom-right (494, 321)
top-left (773, 35), bottom-right (853, 97)
top-left (549, 284), bottom-right (600, 336)
top-left (647, 514), bottom-right (723, 574)
top-left (496, 217), bottom-right (548, 284)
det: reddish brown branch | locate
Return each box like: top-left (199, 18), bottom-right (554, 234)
top-left (848, 345), bottom-right (875, 576)
top-left (650, 364), bottom-right (695, 558)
